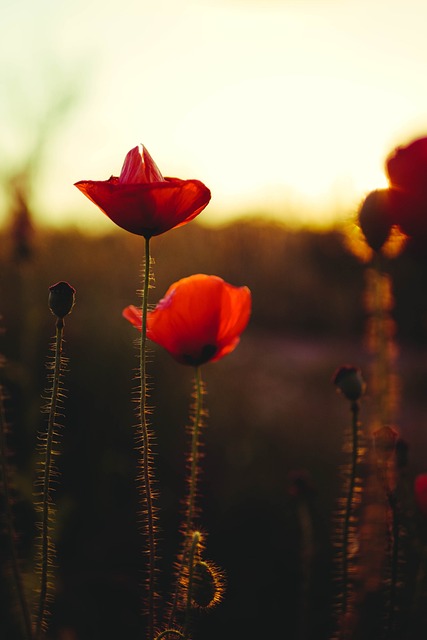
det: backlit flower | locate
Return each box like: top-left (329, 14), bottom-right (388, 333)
top-left (123, 274), bottom-right (251, 365)
top-left (385, 136), bottom-right (427, 238)
top-left (75, 145), bottom-right (211, 237)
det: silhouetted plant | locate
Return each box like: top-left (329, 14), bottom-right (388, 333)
top-left (332, 365), bottom-right (366, 639)
top-left (373, 425), bottom-right (403, 639)
top-left (76, 145), bottom-right (211, 639)
top-left (34, 281), bottom-right (75, 639)
top-left (124, 274), bottom-right (250, 636)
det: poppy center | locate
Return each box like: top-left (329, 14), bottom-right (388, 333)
top-left (183, 344), bottom-right (217, 366)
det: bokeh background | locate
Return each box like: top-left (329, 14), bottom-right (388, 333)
top-left (3, 0), bottom-right (427, 638)
top-left (2, 221), bottom-right (427, 639)
top-left (3, 0), bottom-right (427, 231)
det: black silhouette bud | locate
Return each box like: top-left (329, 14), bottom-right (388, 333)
top-left (48, 281), bottom-right (76, 318)
top-left (332, 365), bottom-right (365, 401)
top-left (358, 189), bottom-right (393, 252)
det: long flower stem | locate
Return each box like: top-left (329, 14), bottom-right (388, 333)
top-left (138, 236), bottom-right (156, 640)
top-left (36, 318), bottom-right (63, 640)
top-left (184, 531), bottom-right (201, 640)
top-left (168, 367), bottom-right (203, 627)
top-left (0, 384), bottom-right (32, 640)
top-left (341, 400), bottom-right (359, 622)
top-left (186, 367), bottom-right (203, 536)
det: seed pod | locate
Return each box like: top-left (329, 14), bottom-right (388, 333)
top-left (48, 281), bottom-right (76, 319)
top-left (332, 365), bottom-right (365, 402)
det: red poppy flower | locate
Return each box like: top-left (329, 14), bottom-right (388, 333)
top-left (385, 136), bottom-right (427, 237)
top-left (123, 274), bottom-right (251, 366)
top-left (414, 473), bottom-right (427, 518)
top-left (75, 145), bottom-right (211, 238)
top-left (387, 136), bottom-right (427, 195)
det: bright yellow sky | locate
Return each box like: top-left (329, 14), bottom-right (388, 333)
top-left (2, 0), bottom-right (427, 231)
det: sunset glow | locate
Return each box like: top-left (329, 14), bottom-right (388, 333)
top-left (2, 0), bottom-right (427, 230)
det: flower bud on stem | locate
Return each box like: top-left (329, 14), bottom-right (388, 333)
top-left (35, 283), bottom-right (75, 639)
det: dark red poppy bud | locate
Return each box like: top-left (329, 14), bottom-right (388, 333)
top-left (358, 189), bottom-right (393, 252)
top-left (332, 365), bottom-right (365, 401)
top-left (373, 425), bottom-right (399, 463)
top-left (48, 281), bottom-right (76, 318)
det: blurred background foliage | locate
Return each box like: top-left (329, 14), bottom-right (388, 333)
top-left (2, 220), bottom-right (427, 639)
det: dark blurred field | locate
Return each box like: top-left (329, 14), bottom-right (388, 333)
top-left (2, 220), bottom-right (427, 639)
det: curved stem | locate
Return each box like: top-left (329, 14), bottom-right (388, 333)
top-left (341, 400), bottom-right (359, 620)
top-left (0, 385), bottom-right (32, 640)
top-left (138, 236), bottom-right (156, 640)
top-left (155, 631), bottom-right (185, 640)
top-left (36, 318), bottom-right (63, 640)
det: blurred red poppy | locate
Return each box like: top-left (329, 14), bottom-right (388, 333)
top-left (414, 473), bottom-right (427, 518)
top-left (123, 274), bottom-right (251, 365)
top-left (385, 136), bottom-right (427, 238)
top-left (75, 145), bottom-right (211, 237)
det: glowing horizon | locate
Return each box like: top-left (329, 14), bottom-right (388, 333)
top-left (1, 0), bottom-right (427, 232)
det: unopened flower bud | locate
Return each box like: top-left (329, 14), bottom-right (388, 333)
top-left (48, 281), bottom-right (76, 319)
top-left (373, 425), bottom-right (399, 463)
top-left (358, 189), bottom-right (393, 252)
top-left (332, 365), bottom-right (365, 401)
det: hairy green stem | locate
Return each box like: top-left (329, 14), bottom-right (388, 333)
top-left (341, 400), bottom-right (359, 620)
top-left (138, 236), bottom-right (156, 640)
top-left (36, 318), bottom-right (63, 639)
top-left (186, 367), bottom-right (203, 536)
top-left (0, 385), bottom-right (32, 640)
top-left (184, 531), bottom-right (201, 640)
top-left (168, 367), bottom-right (203, 628)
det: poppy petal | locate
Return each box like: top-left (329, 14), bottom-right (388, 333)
top-left (75, 146), bottom-right (210, 237)
top-left (122, 305), bottom-right (142, 329)
top-left (126, 274), bottom-right (251, 365)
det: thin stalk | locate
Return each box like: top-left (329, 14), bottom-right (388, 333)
top-left (168, 367), bottom-right (203, 627)
top-left (186, 367), bottom-right (203, 537)
top-left (341, 400), bottom-right (359, 621)
top-left (36, 318), bottom-right (63, 640)
top-left (138, 236), bottom-right (156, 640)
top-left (183, 531), bottom-right (201, 640)
top-left (0, 384), bottom-right (32, 640)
